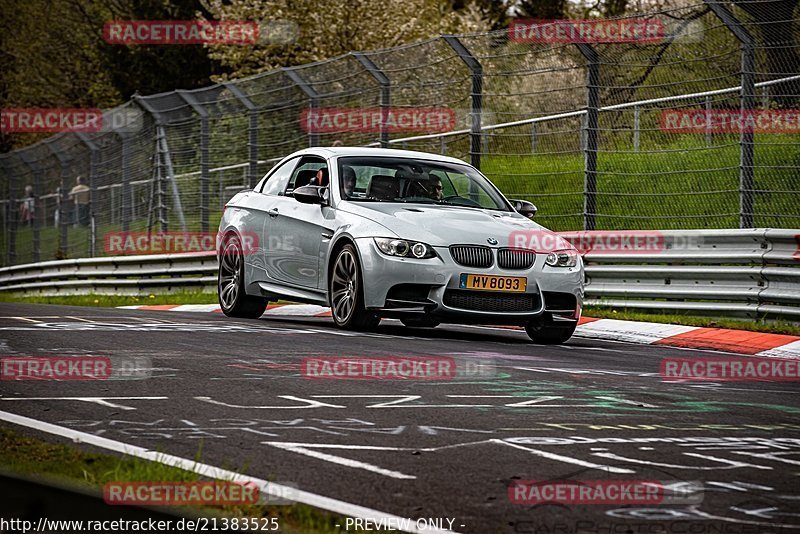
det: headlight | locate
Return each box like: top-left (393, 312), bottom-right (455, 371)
top-left (374, 238), bottom-right (436, 259)
top-left (545, 249), bottom-right (578, 267)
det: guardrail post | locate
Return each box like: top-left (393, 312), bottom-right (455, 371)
top-left (576, 43), bottom-right (600, 231)
top-left (44, 138), bottom-right (72, 256)
top-left (75, 133), bottom-right (99, 256)
top-left (176, 90), bottom-right (210, 233)
top-left (224, 82), bottom-right (260, 189)
top-left (133, 95), bottom-right (187, 232)
top-left (705, 0), bottom-right (756, 228)
top-left (18, 152), bottom-right (41, 262)
top-left (283, 68), bottom-right (320, 148)
top-left (443, 36), bottom-right (483, 170)
top-left (352, 52), bottom-right (391, 148)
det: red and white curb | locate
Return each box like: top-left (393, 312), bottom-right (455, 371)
top-left (118, 303), bottom-right (800, 359)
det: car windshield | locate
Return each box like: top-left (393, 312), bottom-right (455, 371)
top-left (337, 156), bottom-right (511, 211)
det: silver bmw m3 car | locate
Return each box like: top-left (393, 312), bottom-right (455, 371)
top-left (217, 147), bottom-right (583, 343)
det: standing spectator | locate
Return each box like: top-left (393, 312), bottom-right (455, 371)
top-left (19, 185), bottom-right (34, 226)
top-left (70, 176), bottom-right (90, 227)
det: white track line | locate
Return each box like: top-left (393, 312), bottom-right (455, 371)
top-left (0, 410), bottom-right (458, 534)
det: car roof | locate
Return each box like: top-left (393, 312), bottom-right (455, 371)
top-left (291, 147), bottom-right (469, 166)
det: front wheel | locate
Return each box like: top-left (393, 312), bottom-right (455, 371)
top-left (525, 318), bottom-right (577, 344)
top-left (218, 235), bottom-right (268, 319)
top-left (329, 244), bottom-right (380, 330)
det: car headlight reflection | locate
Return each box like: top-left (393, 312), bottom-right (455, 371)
top-left (545, 250), bottom-right (578, 267)
top-left (374, 238), bottom-right (436, 259)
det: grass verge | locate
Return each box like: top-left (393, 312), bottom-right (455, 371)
top-left (0, 290), bottom-right (217, 308)
top-left (0, 427), bottom-right (358, 533)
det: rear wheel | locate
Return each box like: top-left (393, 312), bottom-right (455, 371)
top-left (218, 235), bottom-right (268, 319)
top-left (525, 317), bottom-right (577, 344)
top-left (400, 317), bottom-right (440, 328)
top-left (330, 244), bottom-right (380, 330)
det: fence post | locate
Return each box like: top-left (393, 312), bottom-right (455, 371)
top-left (44, 138), bottom-right (72, 256)
top-left (18, 152), bottom-right (41, 262)
top-left (120, 134), bottom-right (132, 232)
top-left (133, 95), bottom-right (186, 231)
top-left (352, 52), bottom-right (391, 148)
top-left (2, 158), bottom-right (17, 265)
top-left (283, 67), bottom-right (320, 148)
top-left (531, 122), bottom-right (537, 154)
top-left (705, 0), bottom-right (756, 229)
top-left (0, 157), bottom-right (7, 265)
top-left (75, 133), bottom-right (99, 256)
top-left (633, 106), bottom-right (640, 152)
top-left (224, 82), bottom-right (260, 189)
top-left (176, 90), bottom-right (210, 233)
top-left (576, 43), bottom-right (600, 231)
top-left (443, 36), bottom-right (483, 170)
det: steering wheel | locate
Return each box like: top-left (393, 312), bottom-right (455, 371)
top-left (441, 195), bottom-right (482, 207)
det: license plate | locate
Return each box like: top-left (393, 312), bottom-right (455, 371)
top-left (459, 274), bottom-right (527, 292)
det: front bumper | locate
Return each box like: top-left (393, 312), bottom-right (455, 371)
top-left (355, 238), bottom-right (583, 325)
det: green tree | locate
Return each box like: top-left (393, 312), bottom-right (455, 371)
top-left (200, 0), bottom-right (491, 81)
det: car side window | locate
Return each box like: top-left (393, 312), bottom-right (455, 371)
top-left (285, 157), bottom-right (327, 195)
top-left (261, 158), bottom-right (298, 196)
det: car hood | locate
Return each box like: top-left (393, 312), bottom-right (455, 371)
top-left (339, 202), bottom-right (551, 247)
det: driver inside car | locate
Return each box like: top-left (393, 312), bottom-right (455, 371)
top-left (407, 176), bottom-right (443, 201)
top-left (342, 166), bottom-right (357, 197)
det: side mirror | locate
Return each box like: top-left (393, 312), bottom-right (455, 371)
top-left (293, 185), bottom-right (327, 205)
top-left (510, 199), bottom-right (537, 219)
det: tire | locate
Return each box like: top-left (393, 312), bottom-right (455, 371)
top-left (525, 318), bottom-right (577, 344)
top-left (400, 317), bottom-right (440, 328)
top-left (329, 244), bottom-right (380, 330)
top-left (218, 234), bottom-right (268, 319)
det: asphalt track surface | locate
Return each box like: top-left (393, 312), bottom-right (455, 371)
top-left (1, 302), bottom-right (799, 533)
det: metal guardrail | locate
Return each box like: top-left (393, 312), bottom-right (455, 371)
top-left (0, 229), bottom-right (797, 319)
top-left (0, 251), bottom-right (217, 295)
top-left (575, 229), bottom-right (800, 319)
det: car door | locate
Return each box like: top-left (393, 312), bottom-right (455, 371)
top-left (265, 156), bottom-right (331, 289)
top-left (247, 157), bottom-right (299, 283)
